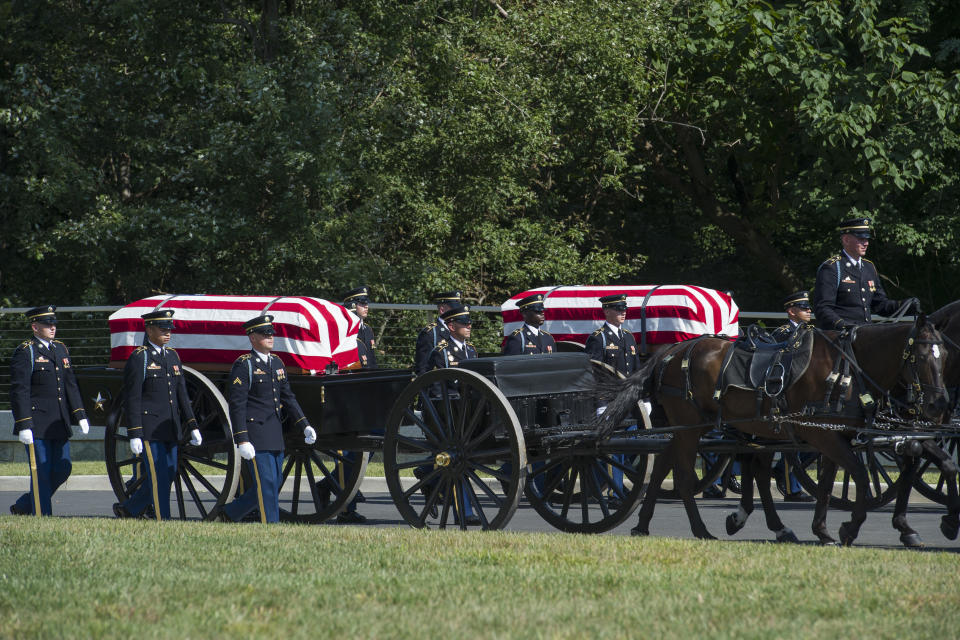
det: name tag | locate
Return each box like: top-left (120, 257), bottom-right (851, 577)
top-left (842, 277), bottom-right (856, 284)
top-left (35, 356), bottom-right (49, 363)
top-left (254, 368), bottom-right (266, 375)
top-left (606, 344), bottom-right (619, 350)
top-left (147, 363), bottom-right (162, 370)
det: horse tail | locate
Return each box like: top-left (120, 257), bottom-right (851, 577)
top-left (594, 356), bottom-right (659, 438)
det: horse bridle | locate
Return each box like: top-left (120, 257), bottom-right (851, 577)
top-left (892, 320), bottom-right (948, 417)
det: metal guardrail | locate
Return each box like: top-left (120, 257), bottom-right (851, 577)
top-left (0, 305), bottom-right (790, 411)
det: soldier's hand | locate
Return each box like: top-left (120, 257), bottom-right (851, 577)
top-left (18, 429), bottom-right (34, 446)
top-left (303, 426), bottom-right (317, 445)
top-left (129, 438), bottom-right (143, 456)
top-left (78, 418), bottom-right (90, 435)
top-left (238, 442), bottom-right (256, 460)
top-left (189, 429), bottom-right (202, 446)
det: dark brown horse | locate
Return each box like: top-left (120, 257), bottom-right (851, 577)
top-left (598, 315), bottom-right (949, 545)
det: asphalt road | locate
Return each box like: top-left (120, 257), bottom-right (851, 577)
top-left (4, 484), bottom-right (958, 552)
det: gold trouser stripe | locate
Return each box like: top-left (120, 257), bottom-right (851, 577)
top-left (28, 442), bottom-right (41, 517)
top-left (144, 441), bottom-right (162, 522)
top-left (338, 450), bottom-right (345, 493)
top-left (252, 457), bottom-right (267, 524)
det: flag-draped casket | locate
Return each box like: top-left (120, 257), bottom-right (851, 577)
top-left (501, 285), bottom-right (739, 350)
top-left (109, 295), bottom-right (360, 373)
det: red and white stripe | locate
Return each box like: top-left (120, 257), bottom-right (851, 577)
top-left (501, 285), bottom-right (739, 345)
top-left (109, 295), bottom-right (360, 373)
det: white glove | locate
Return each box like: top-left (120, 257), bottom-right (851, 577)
top-left (18, 429), bottom-right (34, 445)
top-left (78, 418), bottom-right (90, 435)
top-left (130, 437), bottom-right (143, 456)
top-left (303, 426), bottom-right (317, 445)
top-left (238, 442), bottom-right (256, 460)
top-left (189, 429), bottom-right (202, 446)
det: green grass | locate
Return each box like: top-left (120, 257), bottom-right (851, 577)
top-left (0, 461), bottom-right (107, 476)
top-left (0, 518), bottom-right (957, 639)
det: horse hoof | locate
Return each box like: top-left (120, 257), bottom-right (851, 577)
top-left (630, 526), bottom-right (649, 537)
top-left (940, 517), bottom-right (959, 541)
top-left (899, 532), bottom-right (924, 548)
top-left (776, 529), bottom-right (800, 544)
top-left (725, 513), bottom-right (744, 536)
top-left (838, 523), bottom-right (856, 546)
top-left (818, 538), bottom-right (840, 547)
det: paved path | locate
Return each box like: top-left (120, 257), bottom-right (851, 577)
top-left (3, 478), bottom-right (958, 551)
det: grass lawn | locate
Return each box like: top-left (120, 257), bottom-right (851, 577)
top-left (0, 518), bottom-right (958, 639)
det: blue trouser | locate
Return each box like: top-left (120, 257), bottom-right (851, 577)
top-left (122, 441), bottom-right (178, 519)
top-left (224, 452), bottom-right (284, 523)
top-left (607, 424), bottom-right (638, 498)
top-left (15, 439), bottom-right (71, 516)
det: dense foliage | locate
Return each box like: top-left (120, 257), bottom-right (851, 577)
top-left (2, 0), bottom-right (958, 311)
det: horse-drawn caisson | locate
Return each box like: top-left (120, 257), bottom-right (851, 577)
top-left (70, 288), bottom-right (960, 545)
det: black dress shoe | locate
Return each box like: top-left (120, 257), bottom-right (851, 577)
top-left (9, 503), bottom-right (30, 516)
top-left (337, 511), bottom-right (368, 524)
top-left (784, 492), bottom-right (815, 503)
top-left (702, 485), bottom-right (724, 499)
top-left (354, 490), bottom-right (366, 504)
top-left (775, 475), bottom-right (787, 498)
top-left (113, 503), bottom-right (136, 519)
top-left (726, 477), bottom-right (742, 493)
top-left (464, 514), bottom-right (482, 526)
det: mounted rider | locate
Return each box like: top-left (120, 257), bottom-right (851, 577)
top-left (813, 217), bottom-right (919, 330)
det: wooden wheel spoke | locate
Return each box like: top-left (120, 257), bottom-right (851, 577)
top-left (599, 453), bottom-right (642, 486)
top-left (463, 477), bottom-right (490, 529)
top-left (461, 395), bottom-right (489, 445)
top-left (179, 468), bottom-right (209, 517)
top-left (579, 463), bottom-right (590, 523)
top-left (467, 461), bottom-right (512, 483)
top-left (537, 462), bottom-right (570, 498)
top-left (592, 458), bottom-right (627, 500)
top-left (585, 462), bottom-right (611, 519)
top-left (438, 478), bottom-right (454, 529)
top-left (417, 481), bottom-right (444, 527)
top-left (559, 466), bottom-right (578, 519)
top-left (465, 469), bottom-right (504, 506)
top-left (394, 435), bottom-right (436, 453)
top-left (395, 457), bottom-right (438, 471)
top-left (280, 455), bottom-right (296, 484)
top-left (173, 475), bottom-right (187, 519)
top-left (403, 407), bottom-right (443, 448)
top-left (302, 459), bottom-right (325, 508)
top-left (419, 392), bottom-right (452, 441)
top-left (462, 447), bottom-right (511, 462)
top-left (182, 459), bottom-right (221, 498)
top-left (290, 459), bottom-right (304, 516)
top-left (464, 420), bottom-right (503, 451)
top-left (180, 452), bottom-right (230, 472)
top-left (402, 468), bottom-right (441, 500)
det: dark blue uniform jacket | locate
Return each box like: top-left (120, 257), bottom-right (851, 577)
top-left (357, 322), bottom-right (377, 369)
top-left (502, 325), bottom-right (556, 355)
top-left (9, 338), bottom-right (87, 439)
top-left (813, 254), bottom-right (901, 330)
top-left (122, 344), bottom-right (197, 442)
top-left (584, 325), bottom-right (642, 377)
top-left (229, 351), bottom-right (309, 451)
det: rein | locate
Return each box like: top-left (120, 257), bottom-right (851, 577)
top-left (814, 320), bottom-right (946, 418)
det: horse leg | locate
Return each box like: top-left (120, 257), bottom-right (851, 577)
top-left (674, 434), bottom-right (715, 540)
top-left (830, 447), bottom-right (869, 546)
top-left (631, 440), bottom-right (674, 536)
top-left (920, 440), bottom-right (960, 540)
top-left (812, 456), bottom-right (838, 545)
top-left (890, 454), bottom-right (924, 548)
top-left (725, 453), bottom-right (755, 536)
top-left (752, 451), bottom-right (799, 543)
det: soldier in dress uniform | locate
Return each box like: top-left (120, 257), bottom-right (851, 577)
top-left (344, 285), bottom-right (377, 369)
top-left (8, 305), bottom-right (89, 516)
top-left (219, 315), bottom-right (317, 523)
top-left (113, 310), bottom-right (203, 519)
top-left (771, 290), bottom-right (813, 341)
top-left (584, 294), bottom-right (641, 376)
top-left (418, 305), bottom-right (480, 525)
top-left (414, 290), bottom-right (462, 375)
top-left (327, 285), bottom-right (378, 523)
top-left (768, 291), bottom-right (816, 502)
top-left (813, 217), bottom-right (917, 330)
top-left (502, 293), bottom-right (556, 355)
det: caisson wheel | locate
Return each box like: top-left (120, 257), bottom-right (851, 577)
top-left (276, 443), bottom-right (368, 523)
top-left (383, 368), bottom-right (525, 530)
top-left (524, 361), bottom-right (649, 533)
